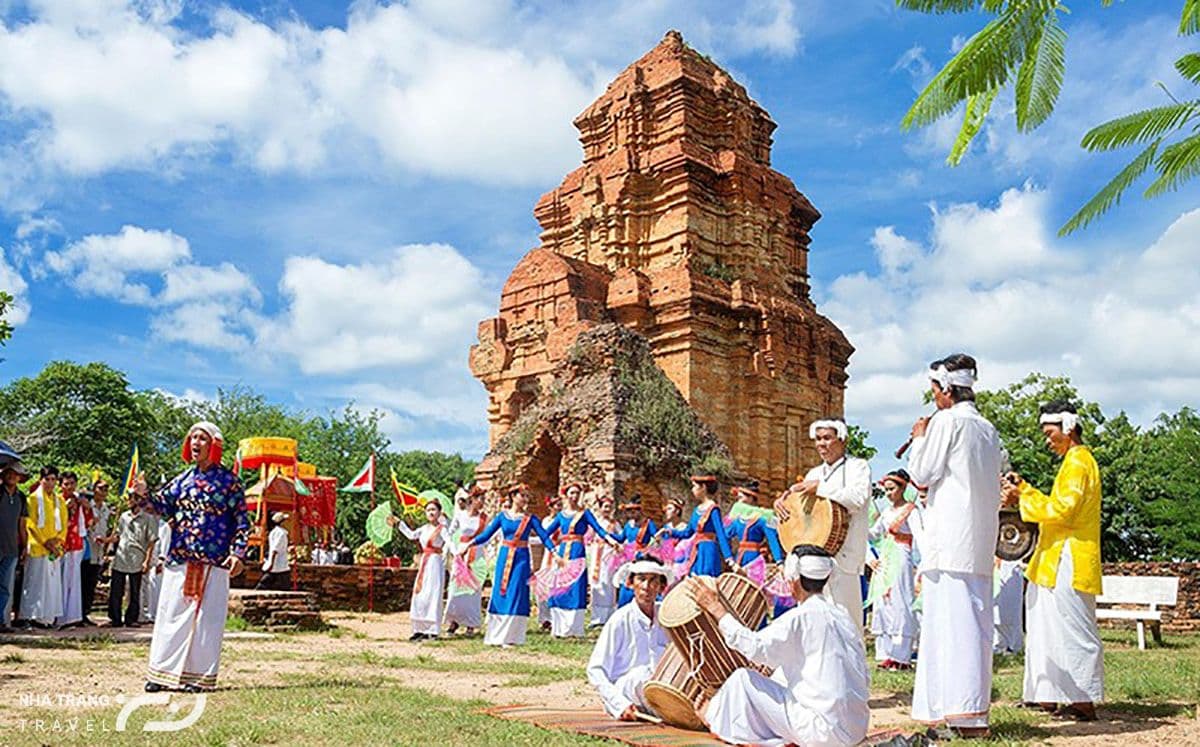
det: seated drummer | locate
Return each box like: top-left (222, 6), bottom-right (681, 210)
top-left (586, 555), bottom-right (672, 721)
top-left (690, 545), bottom-right (870, 747)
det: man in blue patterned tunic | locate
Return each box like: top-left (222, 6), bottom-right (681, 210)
top-left (133, 421), bottom-right (250, 692)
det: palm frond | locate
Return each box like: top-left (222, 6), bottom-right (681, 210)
top-left (1145, 132), bottom-right (1200, 197)
top-left (1015, 9), bottom-right (1066, 132)
top-left (948, 87), bottom-right (999, 164)
top-left (1059, 140), bottom-right (1160, 236)
top-left (942, 2), bottom-right (1052, 99)
top-left (901, 53), bottom-right (967, 130)
top-left (895, 0), bottom-right (983, 13)
top-left (1176, 53), bottom-right (1200, 84)
top-left (1080, 102), bottom-right (1199, 151)
top-left (1182, 0), bottom-right (1200, 35)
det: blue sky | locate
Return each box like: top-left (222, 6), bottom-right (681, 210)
top-left (1, 1), bottom-right (1197, 473)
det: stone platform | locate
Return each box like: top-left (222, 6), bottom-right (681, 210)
top-left (228, 589), bottom-right (323, 631)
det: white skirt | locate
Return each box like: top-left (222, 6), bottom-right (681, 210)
top-left (20, 555), bottom-right (63, 624)
top-left (825, 568), bottom-right (864, 638)
top-left (871, 551), bottom-right (917, 663)
top-left (144, 568), bottom-right (164, 622)
top-left (551, 608), bottom-right (586, 638)
top-left (1023, 544), bottom-right (1104, 703)
top-left (993, 560), bottom-right (1025, 654)
top-left (911, 570), bottom-right (993, 727)
top-left (410, 555), bottom-right (445, 635)
top-left (484, 613), bottom-right (527, 646)
top-left (444, 591), bottom-right (482, 629)
top-left (590, 577), bottom-right (616, 627)
top-left (56, 550), bottom-right (84, 626)
top-left (147, 563), bottom-right (230, 690)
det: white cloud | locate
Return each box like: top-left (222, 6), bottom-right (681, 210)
top-left (255, 243), bottom-right (491, 375)
top-left (43, 225), bottom-right (191, 303)
top-left (41, 224), bottom-right (261, 348)
top-left (828, 186), bottom-right (1200, 432)
top-left (0, 1), bottom-right (805, 193)
top-left (0, 246), bottom-right (30, 325)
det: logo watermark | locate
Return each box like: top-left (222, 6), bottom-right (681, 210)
top-left (14, 690), bottom-right (207, 733)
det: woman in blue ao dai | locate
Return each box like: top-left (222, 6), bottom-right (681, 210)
top-left (662, 475), bottom-right (734, 577)
top-left (726, 483), bottom-right (787, 617)
top-left (464, 486), bottom-right (557, 648)
top-left (545, 483), bottom-right (613, 638)
top-left (613, 495), bottom-right (659, 607)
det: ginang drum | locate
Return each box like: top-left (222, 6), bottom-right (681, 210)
top-left (658, 573), bottom-right (770, 691)
top-left (642, 646), bottom-right (709, 731)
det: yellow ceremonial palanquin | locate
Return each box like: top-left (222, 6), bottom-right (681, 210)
top-left (26, 487), bottom-right (68, 558)
top-left (1018, 445), bottom-right (1103, 596)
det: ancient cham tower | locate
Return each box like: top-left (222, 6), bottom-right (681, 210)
top-left (470, 31), bottom-right (852, 510)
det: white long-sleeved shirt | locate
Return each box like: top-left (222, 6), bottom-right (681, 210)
top-left (586, 601), bottom-right (669, 717)
top-left (906, 401), bottom-right (1003, 577)
top-left (803, 456), bottom-right (872, 573)
top-left (717, 593), bottom-right (870, 746)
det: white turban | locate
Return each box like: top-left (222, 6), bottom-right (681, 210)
top-left (784, 552), bottom-right (833, 582)
top-left (1040, 411), bottom-right (1080, 434)
top-left (808, 419), bottom-right (848, 441)
top-left (930, 364), bottom-right (976, 390)
top-left (616, 558), bottom-right (673, 587)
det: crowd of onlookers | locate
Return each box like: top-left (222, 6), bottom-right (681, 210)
top-left (0, 462), bottom-right (170, 632)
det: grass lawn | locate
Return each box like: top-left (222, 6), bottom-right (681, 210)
top-left (3, 622), bottom-right (1198, 746)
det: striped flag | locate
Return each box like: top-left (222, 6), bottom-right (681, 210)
top-left (121, 444), bottom-right (139, 498)
top-left (390, 468), bottom-right (422, 508)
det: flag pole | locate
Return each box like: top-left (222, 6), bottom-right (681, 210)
top-left (368, 452), bottom-right (376, 614)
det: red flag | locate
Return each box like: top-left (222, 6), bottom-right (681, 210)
top-left (390, 468), bottom-right (421, 508)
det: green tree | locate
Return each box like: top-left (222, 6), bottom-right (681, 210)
top-left (846, 424), bottom-right (878, 460)
top-left (0, 290), bottom-right (14, 349)
top-left (0, 361), bottom-right (157, 479)
top-left (1133, 408), bottom-right (1200, 559)
top-left (898, 1), bottom-right (1200, 234)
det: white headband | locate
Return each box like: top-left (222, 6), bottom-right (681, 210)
top-left (1040, 411), bottom-right (1080, 434)
top-left (783, 553), bottom-right (833, 582)
top-left (618, 559), bottom-right (673, 586)
top-left (809, 419), bottom-right (848, 441)
top-left (930, 364), bottom-right (975, 390)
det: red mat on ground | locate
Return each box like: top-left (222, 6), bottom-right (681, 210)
top-left (484, 705), bottom-right (725, 746)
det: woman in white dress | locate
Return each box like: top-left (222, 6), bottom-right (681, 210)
top-left (444, 488), bottom-right (486, 635)
top-left (390, 501), bottom-right (452, 640)
top-left (867, 470), bottom-right (919, 669)
top-left (588, 495), bottom-right (620, 628)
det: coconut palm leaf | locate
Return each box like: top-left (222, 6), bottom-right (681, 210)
top-left (1015, 8), bottom-right (1067, 131)
top-left (1059, 140), bottom-right (1160, 236)
top-left (1080, 102), bottom-right (1199, 151)
top-left (949, 87), bottom-right (1000, 164)
top-left (1145, 132), bottom-right (1200, 197)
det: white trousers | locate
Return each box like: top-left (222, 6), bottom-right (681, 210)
top-left (144, 567), bottom-right (164, 622)
top-left (708, 668), bottom-right (843, 747)
top-left (147, 564), bottom-right (230, 690)
top-left (56, 550), bottom-right (84, 626)
top-left (912, 570), bottom-right (993, 727)
top-left (20, 555), bottom-right (62, 625)
top-left (590, 579), bottom-right (616, 627)
top-left (1023, 544), bottom-right (1104, 704)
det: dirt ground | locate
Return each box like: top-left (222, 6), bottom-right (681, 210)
top-left (2, 611), bottom-right (1198, 745)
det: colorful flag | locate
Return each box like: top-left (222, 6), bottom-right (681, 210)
top-left (121, 444), bottom-right (139, 498)
top-left (390, 468), bottom-right (421, 508)
top-left (341, 453), bottom-right (375, 493)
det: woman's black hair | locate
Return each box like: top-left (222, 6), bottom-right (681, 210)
top-left (40, 465), bottom-right (59, 479)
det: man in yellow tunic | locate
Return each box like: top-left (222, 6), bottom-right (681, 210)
top-left (1003, 401), bottom-right (1103, 721)
top-left (20, 466), bottom-right (68, 627)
